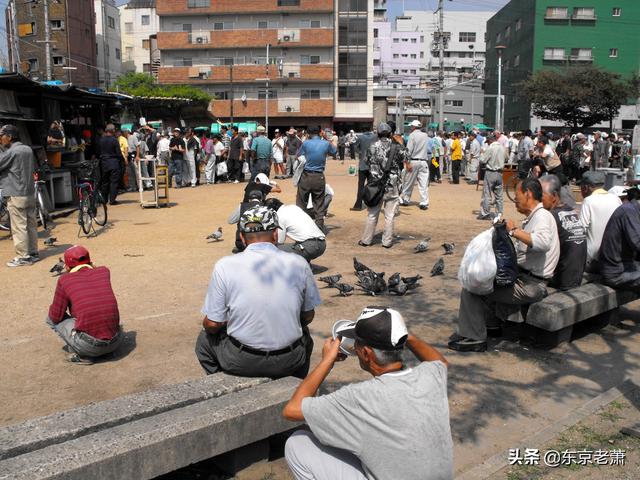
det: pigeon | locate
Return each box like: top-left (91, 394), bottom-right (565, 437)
top-left (414, 236), bottom-right (431, 253)
top-left (319, 274), bottom-right (342, 287)
top-left (356, 270), bottom-right (386, 295)
top-left (44, 236), bottom-right (57, 246)
top-left (206, 227), bottom-right (223, 241)
top-left (331, 283), bottom-right (354, 297)
top-left (442, 242), bottom-right (456, 255)
top-left (353, 257), bottom-right (373, 274)
top-left (387, 272), bottom-right (401, 288)
top-left (388, 280), bottom-right (409, 296)
top-left (401, 274), bottom-right (423, 285)
top-left (431, 257), bottom-right (445, 276)
top-left (49, 258), bottom-right (65, 276)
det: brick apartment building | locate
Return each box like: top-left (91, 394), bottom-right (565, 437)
top-left (155, 0), bottom-right (373, 131)
top-left (5, 0), bottom-right (98, 87)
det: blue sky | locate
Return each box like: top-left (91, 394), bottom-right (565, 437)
top-left (2, 0), bottom-right (509, 69)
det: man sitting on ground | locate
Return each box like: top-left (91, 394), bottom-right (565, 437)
top-left (46, 246), bottom-right (123, 364)
top-left (448, 178), bottom-right (560, 352)
top-left (599, 186), bottom-right (640, 292)
top-left (283, 306), bottom-right (452, 480)
top-left (264, 197), bottom-right (326, 262)
top-left (196, 206), bottom-right (321, 378)
top-left (579, 171), bottom-right (621, 273)
top-left (539, 175), bottom-right (587, 290)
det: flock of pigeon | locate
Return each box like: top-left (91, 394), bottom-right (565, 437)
top-left (318, 239), bottom-right (455, 297)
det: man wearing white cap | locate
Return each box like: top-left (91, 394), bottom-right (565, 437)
top-left (283, 306), bottom-right (452, 480)
top-left (400, 120), bottom-right (430, 210)
top-left (250, 125), bottom-right (272, 181)
top-left (284, 128), bottom-right (302, 178)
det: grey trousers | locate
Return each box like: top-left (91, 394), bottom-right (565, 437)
top-left (195, 329), bottom-right (312, 379)
top-left (286, 154), bottom-right (297, 176)
top-left (279, 238), bottom-right (326, 262)
top-left (46, 316), bottom-right (123, 358)
top-left (480, 170), bottom-right (504, 216)
top-left (361, 196), bottom-right (400, 247)
top-left (285, 430), bottom-right (367, 480)
top-left (456, 274), bottom-right (548, 341)
top-left (401, 160), bottom-right (429, 206)
top-left (603, 262), bottom-right (640, 293)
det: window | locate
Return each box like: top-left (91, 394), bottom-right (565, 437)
top-left (188, 0), bottom-right (210, 6)
top-left (19, 22), bottom-right (36, 36)
top-left (459, 32), bottom-right (476, 42)
top-left (258, 21), bottom-right (268, 29)
top-left (393, 38), bottom-right (399, 43)
top-left (258, 90), bottom-right (278, 99)
top-left (570, 48), bottom-right (592, 60)
top-left (143, 63), bottom-right (151, 72)
top-left (213, 91), bottom-right (229, 100)
top-left (514, 54), bottom-right (520, 66)
top-left (392, 54), bottom-right (399, 58)
top-left (515, 18), bottom-right (522, 30)
top-left (545, 7), bottom-right (568, 19)
top-left (300, 55), bottom-right (320, 64)
top-left (410, 69), bottom-right (416, 74)
top-left (107, 16), bottom-right (115, 29)
top-left (544, 47), bottom-right (565, 60)
top-left (612, 7), bottom-right (621, 16)
top-left (420, 51), bottom-right (424, 59)
top-left (420, 35), bottom-right (424, 42)
top-left (28, 58), bottom-right (38, 71)
top-left (51, 20), bottom-right (63, 30)
top-left (373, 28), bottom-right (378, 38)
top-left (392, 69), bottom-right (399, 74)
top-left (401, 38), bottom-right (408, 42)
top-left (115, 48), bottom-right (121, 60)
top-left (411, 38), bottom-right (417, 43)
top-left (181, 58), bottom-right (193, 66)
top-left (125, 46), bottom-right (133, 60)
top-left (142, 39), bottom-right (150, 49)
top-left (310, 20), bottom-right (321, 28)
top-left (141, 15), bottom-right (150, 26)
top-left (338, 17), bottom-right (367, 46)
top-left (301, 89), bottom-right (320, 99)
top-left (401, 54), bottom-right (408, 58)
top-left (373, 59), bottom-right (380, 66)
top-left (573, 7), bottom-right (595, 19)
top-left (444, 100), bottom-right (463, 107)
top-left (496, 32), bottom-right (502, 43)
top-left (52, 56), bottom-right (65, 66)
top-left (338, 85), bottom-right (366, 101)
top-left (505, 26), bottom-right (511, 37)
top-left (609, 48), bottom-right (618, 58)
top-left (339, 51), bottom-right (366, 79)
top-left (278, 0), bottom-right (300, 5)
top-left (410, 54), bottom-right (416, 59)
top-left (125, 22), bottom-right (133, 33)
top-left (401, 69), bottom-right (407, 73)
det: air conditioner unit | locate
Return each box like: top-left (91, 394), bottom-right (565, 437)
top-left (286, 106), bottom-right (292, 112)
top-left (283, 35), bottom-right (291, 41)
top-left (196, 37), bottom-right (204, 44)
top-left (288, 72), bottom-right (296, 78)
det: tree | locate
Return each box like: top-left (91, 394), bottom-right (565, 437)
top-left (111, 72), bottom-right (211, 104)
top-left (520, 66), bottom-right (632, 130)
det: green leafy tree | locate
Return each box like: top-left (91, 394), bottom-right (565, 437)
top-left (111, 72), bottom-right (211, 104)
top-left (520, 66), bottom-right (632, 130)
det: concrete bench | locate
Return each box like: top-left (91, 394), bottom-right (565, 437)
top-left (525, 282), bottom-right (640, 347)
top-left (0, 374), bottom-right (301, 480)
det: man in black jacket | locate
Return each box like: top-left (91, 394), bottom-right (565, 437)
top-left (99, 124), bottom-right (126, 205)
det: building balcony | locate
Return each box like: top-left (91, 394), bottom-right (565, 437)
top-left (157, 28), bottom-right (334, 50)
top-left (157, 0), bottom-right (334, 16)
top-left (157, 64), bottom-right (334, 84)
top-left (571, 13), bottom-right (596, 21)
top-left (209, 98), bottom-right (334, 118)
top-left (543, 53), bottom-right (568, 61)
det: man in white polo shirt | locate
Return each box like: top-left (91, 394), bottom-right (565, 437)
top-left (264, 198), bottom-right (326, 262)
top-left (579, 171), bottom-right (622, 273)
top-left (449, 178), bottom-right (560, 352)
top-left (195, 205), bottom-right (321, 378)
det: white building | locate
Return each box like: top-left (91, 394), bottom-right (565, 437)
top-left (119, 0), bottom-right (160, 75)
top-left (398, 10), bottom-right (494, 87)
top-left (95, 0), bottom-right (123, 88)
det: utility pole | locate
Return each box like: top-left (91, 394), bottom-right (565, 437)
top-left (437, 0), bottom-right (444, 132)
top-left (229, 63), bottom-right (234, 125)
top-left (265, 43), bottom-right (270, 134)
top-left (8, 0), bottom-right (21, 72)
top-left (43, 0), bottom-right (52, 80)
top-left (495, 45), bottom-right (506, 131)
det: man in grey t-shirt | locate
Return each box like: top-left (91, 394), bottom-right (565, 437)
top-left (283, 307), bottom-right (453, 480)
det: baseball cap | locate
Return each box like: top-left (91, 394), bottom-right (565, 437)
top-left (255, 173), bottom-right (271, 185)
top-left (247, 189), bottom-right (265, 201)
top-left (274, 128), bottom-right (280, 133)
top-left (64, 245), bottom-right (91, 269)
top-left (173, 127), bottom-right (181, 132)
top-left (287, 128), bottom-right (296, 135)
top-left (239, 206), bottom-right (279, 233)
top-left (256, 125), bottom-right (266, 133)
top-left (410, 120), bottom-right (422, 128)
top-left (0, 124), bottom-right (19, 139)
top-left (377, 122), bottom-right (391, 134)
top-left (578, 171), bottom-right (606, 186)
top-left (334, 306), bottom-right (408, 353)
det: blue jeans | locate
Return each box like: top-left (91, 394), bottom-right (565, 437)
top-left (250, 159), bottom-right (270, 181)
top-left (46, 316), bottom-right (122, 358)
top-left (169, 158), bottom-right (183, 187)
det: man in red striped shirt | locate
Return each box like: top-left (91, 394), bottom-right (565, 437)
top-left (46, 245), bottom-right (122, 364)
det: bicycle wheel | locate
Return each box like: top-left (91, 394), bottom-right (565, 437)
top-left (36, 190), bottom-right (48, 229)
top-left (93, 191), bottom-right (108, 226)
top-left (505, 176), bottom-right (520, 203)
top-left (79, 197), bottom-right (92, 235)
top-left (0, 200), bottom-right (10, 231)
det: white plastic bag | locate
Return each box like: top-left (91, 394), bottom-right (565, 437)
top-left (457, 228), bottom-right (497, 295)
top-left (292, 155), bottom-right (306, 187)
top-left (242, 162), bottom-right (250, 174)
top-left (216, 161), bottom-right (228, 177)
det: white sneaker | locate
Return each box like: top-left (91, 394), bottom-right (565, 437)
top-left (233, 180), bottom-right (239, 184)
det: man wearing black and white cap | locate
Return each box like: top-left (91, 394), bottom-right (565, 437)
top-left (196, 205), bottom-right (321, 379)
top-left (283, 307), bottom-right (453, 480)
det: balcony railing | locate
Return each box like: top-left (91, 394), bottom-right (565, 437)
top-left (543, 53), bottom-right (567, 61)
top-left (569, 54), bottom-right (593, 62)
top-left (544, 11), bottom-right (569, 20)
top-left (572, 13), bottom-right (597, 20)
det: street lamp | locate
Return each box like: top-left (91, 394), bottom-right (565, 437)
top-left (495, 45), bottom-right (506, 132)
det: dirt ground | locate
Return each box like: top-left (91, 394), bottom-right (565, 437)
top-left (2, 160), bottom-right (639, 478)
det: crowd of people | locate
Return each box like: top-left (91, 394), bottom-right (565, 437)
top-left (2, 114), bottom-right (639, 479)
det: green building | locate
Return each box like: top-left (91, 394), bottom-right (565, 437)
top-left (484, 0), bottom-right (640, 131)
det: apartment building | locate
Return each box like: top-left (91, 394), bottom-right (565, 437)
top-left (155, 0), bottom-right (373, 131)
top-left (5, 0), bottom-right (98, 87)
top-left (95, 0), bottom-right (123, 89)
top-left (373, 18), bottom-right (424, 88)
top-left (119, 0), bottom-right (160, 74)
top-left (485, 0), bottom-right (640, 131)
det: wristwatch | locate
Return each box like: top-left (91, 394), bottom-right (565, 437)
top-left (508, 227), bottom-right (518, 237)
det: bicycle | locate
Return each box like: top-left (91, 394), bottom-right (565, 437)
top-left (34, 169), bottom-right (50, 229)
top-left (0, 191), bottom-right (9, 232)
top-left (76, 161), bottom-right (108, 235)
